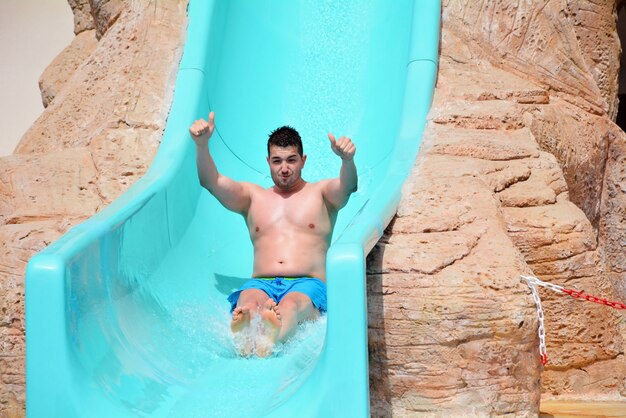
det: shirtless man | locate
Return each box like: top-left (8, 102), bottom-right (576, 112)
top-left (189, 112), bottom-right (357, 357)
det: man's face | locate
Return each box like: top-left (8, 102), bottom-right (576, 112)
top-left (267, 145), bottom-right (306, 190)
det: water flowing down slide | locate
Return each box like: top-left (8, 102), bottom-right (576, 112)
top-left (26, 1), bottom-right (440, 416)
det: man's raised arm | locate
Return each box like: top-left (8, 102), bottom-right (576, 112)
top-left (190, 112), bottom-right (251, 214)
top-left (323, 133), bottom-right (358, 209)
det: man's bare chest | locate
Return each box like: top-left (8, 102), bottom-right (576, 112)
top-left (247, 190), bottom-right (331, 234)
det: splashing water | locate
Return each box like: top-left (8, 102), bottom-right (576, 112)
top-left (158, 303), bottom-right (328, 417)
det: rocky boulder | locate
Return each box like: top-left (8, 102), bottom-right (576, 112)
top-left (367, 1), bottom-right (626, 415)
top-left (0, 1), bottom-right (187, 416)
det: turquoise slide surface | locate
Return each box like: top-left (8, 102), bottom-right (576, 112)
top-left (25, 1), bottom-right (439, 416)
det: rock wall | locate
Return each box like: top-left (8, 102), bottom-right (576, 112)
top-left (567, 0), bottom-right (621, 120)
top-left (0, 1), bottom-right (188, 416)
top-left (368, 0), bottom-right (626, 415)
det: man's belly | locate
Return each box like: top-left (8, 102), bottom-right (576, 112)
top-left (252, 235), bottom-right (328, 281)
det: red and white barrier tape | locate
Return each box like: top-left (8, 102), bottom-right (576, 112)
top-left (520, 275), bottom-right (626, 366)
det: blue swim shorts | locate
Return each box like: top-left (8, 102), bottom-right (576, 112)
top-left (227, 277), bottom-right (327, 314)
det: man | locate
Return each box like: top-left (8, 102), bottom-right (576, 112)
top-left (189, 111), bottom-right (357, 357)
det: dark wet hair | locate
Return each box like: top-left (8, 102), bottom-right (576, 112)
top-left (267, 126), bottom-right (303, 156)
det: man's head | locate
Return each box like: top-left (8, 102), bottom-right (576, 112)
top-left (267, 126), bottom-right (303, 156)
top-left (267, 126), bottom-right (306, 191)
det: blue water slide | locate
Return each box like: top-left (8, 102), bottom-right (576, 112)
top-left (25, 1), bottom-right (440, 416)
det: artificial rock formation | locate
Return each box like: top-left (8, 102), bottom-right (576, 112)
top-left (67, 0), bottom-right (123, 39)
top-left (368, 0), bottom-right (626, 416)
top-left (0, 1), bottom-right (187, 416)
top-left (39, 30), bottom-right (98, 108)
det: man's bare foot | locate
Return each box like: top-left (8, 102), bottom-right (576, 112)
top-left (231, 307), bottom-right (253, 356)
top-left (256, 299), bottom-right (282, 357)
top-left (231, 306), bottom-right (251, 333)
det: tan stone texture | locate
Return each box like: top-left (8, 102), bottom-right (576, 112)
top-left (566, 1), bottom-right (621, 120)
top-left (68, 0), bottom-right (95, 35)
top-left (89, 0), bottom-right (124, 40)
top-left (369, 0), bottom-right (626, 415)
top-left (368, 154), bottom-right (542, 415)
top-left (599, 126), bottom-right (626, 302)
top-left (523, 99), bottom-right (613, 232)
top-left (39, 30), bottom-right (98, 108)
top-left (0, 1), bottom-right (188, 416)
top-left (441, 0), bottom-right (607, 115)
top-left (67, 0), bottom-right (123, 40)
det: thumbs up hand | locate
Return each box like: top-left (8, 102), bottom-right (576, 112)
top-left (328, 133), bottom-right (356, 161)
top-left (189, 111), bottom-right (215, 146)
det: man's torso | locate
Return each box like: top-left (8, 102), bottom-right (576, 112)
top-left (244, 181), bottom-right (336, 281)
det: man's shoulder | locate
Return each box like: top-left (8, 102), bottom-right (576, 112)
top-left (308, 179), bottom-right (337, 203)
top-left (299, 180), bottom-right (332, 195)
top-left (311, 178), bottom-right (338, 195)
top-left (311, 178), bottom-right (333, 188)
top-left (240, 181), bottom-right (264, 192)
